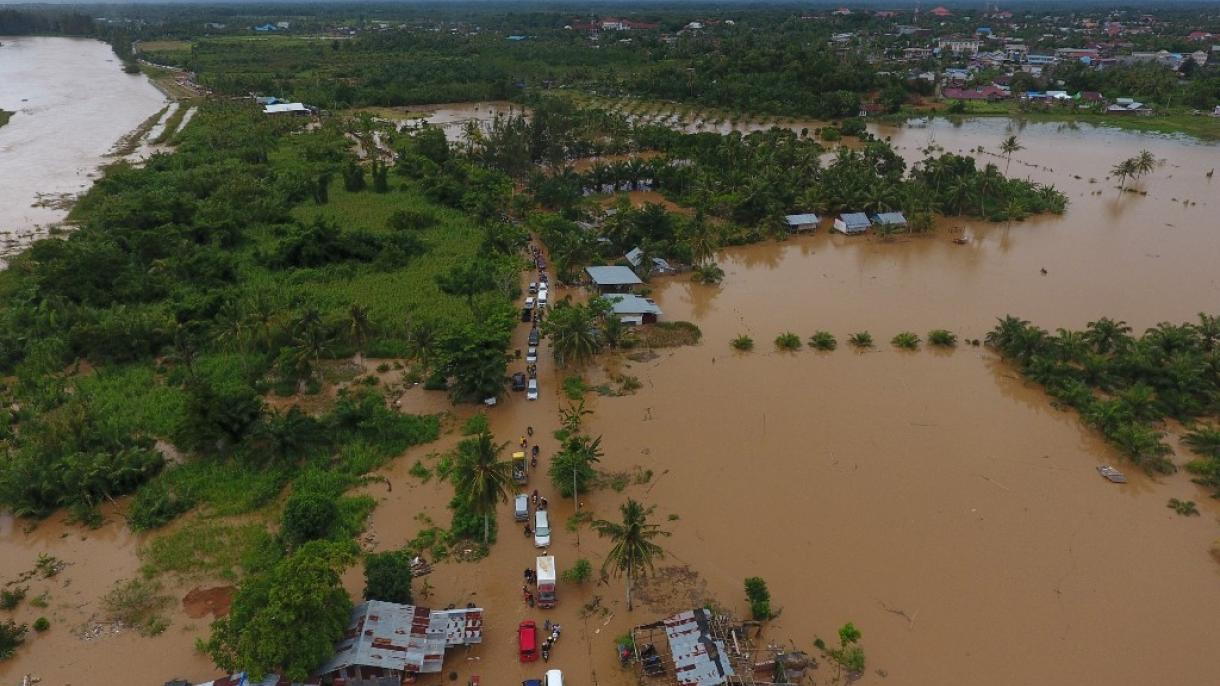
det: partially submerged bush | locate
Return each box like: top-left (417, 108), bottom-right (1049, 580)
top-left (774, 332), bottom-right (802, 351)
top-left (928, 329), bottom-right (957, 347)
top-left (731, 335), bottom-right (754, 351)
top-left (891, 332), bottom-right (920, 350)
top-left (810, 331), bottom-right (837, 351)
top-left (848, 331), bottom-right (874, 348)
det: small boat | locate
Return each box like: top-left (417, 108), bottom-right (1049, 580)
top-left (1097, 465), bottom-right (1127, 483)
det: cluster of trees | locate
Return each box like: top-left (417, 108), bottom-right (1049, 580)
top-left (1110, 150), bottom-right (1159, 190)
top-left (987, 314), bottom-right (1220, 475)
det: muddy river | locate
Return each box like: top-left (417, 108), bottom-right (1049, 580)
top-left (2, 110), bottom-right (1219, 686)
top-left (0, 36), bottom-right (167, 253)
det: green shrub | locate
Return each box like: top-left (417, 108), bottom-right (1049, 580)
top-left (928, 329), bottom-right (957, 347)
top-left (810, 331), bottom-right (837, 351)
top-left (280, 492), bottom-right (339, 547)
top-left (744, 576), bottom-right (772, 620)
top-left (0, 587), bottom-right (25, 610)
top-left (128, 479), bottom-right (197, 531)
top-left (1168, 498), bottom-right (1199, 516)
top-left (363, 549), bottom-right (414, 603)
top-left (848, 331), bottom-right (873, 348)
top-left (820, 127), bottom-right (842, 141)
top-left (891, 332), bottom-right (920, 350)
top-left (32, 617), bottom-right (50, 632)
top-left (0, 620), bottom-right (27, 660)
top-left (563, 375), bottom-right (588, 400)
top-left (731, 335), bottom-right (754, 351)
top-left (461, 413), bottom-right (489, 436)
top-left (102, 578), bottom-right (172, 637)
top-left (774, 332), bottom-right (802, 351)
top-left (561, 558), bottom-right (593, 584)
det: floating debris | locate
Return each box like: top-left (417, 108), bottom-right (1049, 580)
top-left (1096, 465), bottom-right (1127, 484)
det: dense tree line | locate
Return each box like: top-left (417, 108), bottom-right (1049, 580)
top-left (988, 315), bottom-right (1220, 476)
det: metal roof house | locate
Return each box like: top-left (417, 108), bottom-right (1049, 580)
top-left (833, 213), bottom-right (871, 235)
top-left (316, 601), bottom-right (483, 684)
top-left (586, 265), bottom-right (643, 293)
top-left (783, 213), bottom-right (821, 232)
top-left (626, 247), bottom-right (675, 273)
top-left (263, 102), bottom-right (312, 116)
top-left (634, 609), bottom-right (735, 686)
top-left (604, 294), bottom-right (663, 325)
top-left (872, 211), bottom-right (908, 228)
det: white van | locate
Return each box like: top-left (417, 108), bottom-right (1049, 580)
top-left (544, 670), bottom-right (563, 686)
top-left (534, 510), bottom-right (551, 548)
top-left (537, 288), bottom-right (549, 307)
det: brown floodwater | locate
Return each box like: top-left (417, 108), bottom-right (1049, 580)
top-left (0, 37), bottom-right (167, 254)
top-left (3, 111), bottom-right (1219, 686)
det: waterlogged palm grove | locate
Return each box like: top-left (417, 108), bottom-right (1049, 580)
top-left (1, 3), bottom-right (1220, 686)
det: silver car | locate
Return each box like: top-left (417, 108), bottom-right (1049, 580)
top-left (527, 378), bottom-right (539, 401)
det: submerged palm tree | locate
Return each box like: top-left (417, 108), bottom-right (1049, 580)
top-left (1111, 158), bottom-right (1137, 191)
top-left (592, 499), bottom-right (670, 611)
top-left (999, 135), bottom-right (1023, 178)
top-left (451, 430), bottom-right (513, 544)
top-left (1132, 149), bottom-right (1158, 180)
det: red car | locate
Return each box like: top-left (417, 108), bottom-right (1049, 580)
top-left (518, 620), bottom-right (538, 662)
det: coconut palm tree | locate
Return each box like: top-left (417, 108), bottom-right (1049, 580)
top-left (686, 209), bottom-right (718, 266)
top-left (1084, 317), bottom-right (1133, 355)
top-left (999, 135), bottom-right (1023, 178)
top-left (451, 430), bottom-right (513, 544)
top-left (347, 304), bottom-right (372, 367)
top-left (592, 499), bottom-right (670, 611)
top-left (1111, 158), bottom-right (1137, 191)
top-left (1133, 149), bottom-right (1157, 180)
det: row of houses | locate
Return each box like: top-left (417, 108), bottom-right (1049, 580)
top-left (783, 211), bottom-right (908, 235)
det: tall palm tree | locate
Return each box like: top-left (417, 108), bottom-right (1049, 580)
top-left (1111, 158), bottom-right (1137, 191)
top-left (686, 209), bottom-right (718, 266)
top-left (1133, 149), bottom-right (1157, 180)
top-left (346, 304), bottom-right (372, 367)
top-left (1084, 317), bottom-right (1132, 355)
top-left (451, 430), bottom-right (513, 544)
top-left (592, 499), bottom-right (670, 611)
top-left (999, 135), bottom-right (1023, 178)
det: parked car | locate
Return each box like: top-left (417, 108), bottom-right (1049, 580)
top-left (525, 296), bottom-right (535, 309)
top-left (518, 620), bottom-right (538, 662)
top-left (528, 282), bottom-right (538, 294)
top-left (533, 509), bottom-right (550, 547)
top-left (521, 307), bottom-right (532, 322)
top-left (527, 378), bottom-right (539, 401)
top-left (514, 494), bottom-right (530, 521)
top-left (511, 372), bottom-right (527, 391)
top-left (537, 289), bottom-right (549, 307)
top-left (526, 347), bottom-right (538, 363)
top-left (544, 669), bottom-right (563, 686)
top-left (528, 329), bottom-right (540, 346)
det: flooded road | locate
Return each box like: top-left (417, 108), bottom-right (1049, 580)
top-left (2, 110), bottom-right (1219, 686)
top-left (0, 36), bottom-right (166, 252)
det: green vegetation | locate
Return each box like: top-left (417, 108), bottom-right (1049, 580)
top-left (563, 374), bottom-right (589, 400)
top-left (0, 110), bottom-right (12, 129)
top-left (891, 332), bottom-right (921, 350)
top-left (849, 332), bottom-right (874, 349)
top-left (449, 430), bottom-right (512, 544)
top-left (592, 498), bottom-right (670, 611)
top-left (561, 558), bottom-right (593, 584)
top-left (362, 549), bottom-right (414, 603)
top-left (928, 329), bottom-right (958, 348)
top-left (0, 587), bottom-right (25, 611)
top-left (0, 620), bottom-right (27, 661)
top-left (775, 332), bottom-right (802, 351)
top-left (102, 578), bottom-right (173, 636)
top-left (204, 541), bottom-right (354, 681)
top-left (1111, 150), bottom-right (1159, 191)
top-left (152, 103), bottom-right (192, 145)
top-left (1185, 425), bottom-right (1220, 495)
top-left (988, 314), bottom-right (1220, 475)
top-left (1168, 498), bottom-right (1200, 516)
top-left (32, 617), bottom-right (50, 633)
top-left (744, 576), bottom-right (773, 620)
top-left (731, 335), bottom-right (755, 351)
top-left (550, 433), bottom-right (603, 499)
top-left (810, 331), bottom-right (837, 351)
top-left (816, 622), bottom-right (867, 682)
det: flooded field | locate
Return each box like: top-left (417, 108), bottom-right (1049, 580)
top-left (2, 108), bottom-right (1219, 686)
top-left (0, 37), bottom-right (167, 253)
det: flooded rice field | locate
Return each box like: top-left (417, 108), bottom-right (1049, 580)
top-left (2, 105), bottom-right (1219, 686)
top-left (0, 37), bottom-right (167, 254)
